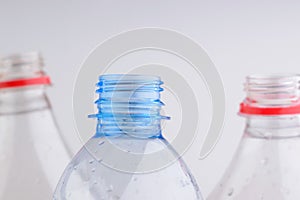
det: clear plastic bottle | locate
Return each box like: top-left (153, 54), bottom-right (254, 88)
top-left (54, 74), bottom-right (202, 200)
top-left (208, 74), bottom-right (300, 200)
top-left (0, 52), bottom-right (71, 199)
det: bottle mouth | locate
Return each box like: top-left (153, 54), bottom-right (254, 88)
top-left (240, 74), bottom-right (300, 115)
top-left (89, 74), bottom-right (170, 137)
top-left (99, 74), bottom-right (161, 82)
top-left (0, 52), bottom-right (51, 89)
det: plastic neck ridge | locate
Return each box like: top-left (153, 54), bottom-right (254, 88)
top-left (89, 74), bottom-right (170, 138)
top-left (240, 74), bottom-right (300, 116)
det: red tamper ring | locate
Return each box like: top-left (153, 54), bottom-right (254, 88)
top-left (240, 102), bottom-right (300, 115)
top-left (0, 76), bottom-right (51, 89)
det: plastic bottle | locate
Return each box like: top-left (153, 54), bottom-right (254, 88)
top-left (0, 52), bottom-right (71, 199)
top-left (208, 74), bottom-right (300, 200)
top-left (54, 74), bottom-right (202, 200)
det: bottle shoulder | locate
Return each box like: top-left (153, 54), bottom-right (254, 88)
top-left (208, 133), bottom-right (300, 200)
top-left (71, 136), bottom-right (188, 173)
top-left (54, 136), bottom-right (203, 200)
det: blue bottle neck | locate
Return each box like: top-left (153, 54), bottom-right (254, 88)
top-left (89, 74), bottom-right (169, 138)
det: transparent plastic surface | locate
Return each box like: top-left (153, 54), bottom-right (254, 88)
top-left (54, 136), bottom-right (201, 200)
top-left (209, 74), bottom-right (300, 200)
top-left (0, 87), bottom-right (70, 199)
top-left (0, 52), bottom-right (45, 81)
top-left (208, 116), bottom-right (300, 200)
top-left (0, 52), bottom-right (71, 199)
top-left (54, 74), bottom-right (202, 200)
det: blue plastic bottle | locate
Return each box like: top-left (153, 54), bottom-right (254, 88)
top-left (54, 74), bottom-right (202, 200)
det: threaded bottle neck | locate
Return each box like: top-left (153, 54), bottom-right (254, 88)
top-left (244, 74), bottom-right (300, 106)
top-left (240, 74), bottom-right (300, 116)
top-left (89, 74), bottom-right (170, 138)
top-left (0, 52), bottom-right (50, 89)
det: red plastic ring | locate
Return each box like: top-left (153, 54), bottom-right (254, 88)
top-left (0, 76), bottom-right (51, 89)
top-left (240, 102), bottom-right (300, 115)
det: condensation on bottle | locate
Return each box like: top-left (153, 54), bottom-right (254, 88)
top-left (0, 52), bottom-right (71, 199)
top-left (208, 74), bottom-right (300, 200)
top-left (54, 74), bottom-right (203, 200)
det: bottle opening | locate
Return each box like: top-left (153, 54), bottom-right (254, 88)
top-left (240, 74), bottom-right (300, 115)
top-left (89, 74), bottom-right (170, 138)
top-left (0, 52), bottom-right (51, 89)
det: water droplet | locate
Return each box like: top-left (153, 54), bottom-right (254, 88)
top-left (107, 185), bottom-right (113, 193)
top-left (180, 179), bottom-right (190, 187)
top-left (245, 177), bottom-right (250, 183)
top-left (91, 168), bottom-right (96, 172)
top-left (107, 189), bottom-right (113, 193)
top-left (67, 192), bottom-right (72, 198)
top-left (112, 195), bottom-right (120, 200)
top-left (0, 155), bottom-right (6, 161)
top-left (227, 187), bottom-right (234, 196)
top-left (35, 178), bottom-right (41, 184)
top-left (259, 193), bottom-right (264, 199)
top-left (261, 158), bottom-right (268, 165)
top-left (280, 186), bottom-right (290, 195)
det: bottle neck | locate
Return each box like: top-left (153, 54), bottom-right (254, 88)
top-left (96, 117), bottom-right (162, 138)
top-left (240, 74), bottom-right (300, 138)
top-left (90, 74), bottom-right (169, 138)
top-left (245, 115), bottom-right (300, 138)
top-left (244, 74), bottom-right (300, 107)
top-left (0, 86), bottom-right (50, 115)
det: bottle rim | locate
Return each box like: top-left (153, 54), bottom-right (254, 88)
top-left (89, 74), bottom-right (170, 138)
top-left (240, 73), bottom-right (300, 115)
top-left (0, 51), bottom-right (51, 89)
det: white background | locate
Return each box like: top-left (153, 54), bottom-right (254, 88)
top-left (1, 0), bottom-right (300, 198)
